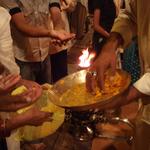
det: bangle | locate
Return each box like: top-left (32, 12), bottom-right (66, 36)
top-left (0, 119), bottom-right (11, 137)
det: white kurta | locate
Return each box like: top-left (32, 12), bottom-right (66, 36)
top-left (0, 7), bottom-right (20, 74)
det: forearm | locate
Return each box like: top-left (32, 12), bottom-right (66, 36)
top-left (50, 7), bottom-right (65, 30)
top-left (100, 86), bottom-right (141, 110)
top-left (0, 115), bottom-right (27, 137)
top-left (94, 25), bottom-right (110, 38)
top-left (111, 9), bottom-right (137, 48)
top-left (6, 115), bottom-right (27, 131)
top-left (100, 32), bottom-right (124, 53)
top-left (17, 25), bottom-right (51, 37)
top-left (11, 13), bottom-right (52, 37)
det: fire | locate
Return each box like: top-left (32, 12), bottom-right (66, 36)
top-left (78, 48), bottom-right (95, 68)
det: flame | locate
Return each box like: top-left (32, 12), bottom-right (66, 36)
top-left (78, 48), bottom-right (96, 68)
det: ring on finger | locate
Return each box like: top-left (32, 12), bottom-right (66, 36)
top-left (88, 71), bottom-right (97, 77)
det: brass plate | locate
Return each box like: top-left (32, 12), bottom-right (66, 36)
top-left (49, 69), bottom-right (131, 111)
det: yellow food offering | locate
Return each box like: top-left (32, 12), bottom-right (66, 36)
top-left (60, 72), bottom-right (123, 106)
top-left (11, 85), bottom-right (27, 96)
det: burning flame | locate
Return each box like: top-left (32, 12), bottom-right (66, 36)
top-left (78, 48), bottom-right (96, 68)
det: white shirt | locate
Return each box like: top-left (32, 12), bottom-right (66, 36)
top-left (0, 7), bottom-right (20, 74)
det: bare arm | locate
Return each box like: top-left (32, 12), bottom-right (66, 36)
top-left (93, 9), bottom-right (110, 38)
top-left (49, 6), bottom-right (65, 30)
top-left (11, 12), bottom-right (52, 37)
top-left (1, 108), bottom-right (52, 137)
top-left (98, 86), bottom-right (143, 110)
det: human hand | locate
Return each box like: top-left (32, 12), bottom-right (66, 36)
top-left (0, 80), bottom-right (42, 112)
top-left (50, 29), bottom-right (75, 46)
top-left (86, 33), bottom-right (124, 92)
top-left (61, 0), bottom-right (76, 12)
top-left (86, 41), bottom-right (118, 92)
top-left (0, 74), bottom-right (21, 94)
top-left (0, 87), bottom-right (42, 112)
top-left (23, 107), bottom-right (53, 126)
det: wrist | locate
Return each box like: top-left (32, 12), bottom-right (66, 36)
top-left (7, 114), bottom-right (28, 131)
top-left (107, 32), bottom-right (124, 48)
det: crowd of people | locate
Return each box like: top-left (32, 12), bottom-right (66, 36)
top-left (0, 0), bottom-right (150, 150)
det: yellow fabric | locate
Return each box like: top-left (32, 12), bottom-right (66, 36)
top-left (14, 88), bottom-right (65, 141)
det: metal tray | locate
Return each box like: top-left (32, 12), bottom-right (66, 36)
top-left (48, 69), bottom-right (131, 111)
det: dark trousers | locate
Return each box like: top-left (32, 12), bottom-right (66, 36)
top-left (16, 56), bottom-right (51, 84)
top-left (0, 138), bottom-right (7, 150)
top-left (50, 50), bottom-right (68, 83)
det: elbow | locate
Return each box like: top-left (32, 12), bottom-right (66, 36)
top-left (93, 24), bottom-right (99, 31)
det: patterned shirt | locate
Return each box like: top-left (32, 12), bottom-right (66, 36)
top-left (0, 0), bottom-right (60, 62)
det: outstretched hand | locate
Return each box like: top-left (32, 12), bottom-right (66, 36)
top-left (50, 29), bottom-right (75, 46)
top-left (0, 79), bottom-right (42, 112)
top-left (0, 87), bottom-right (42, 112)
top-left (0, 74), bottom-right (21, 94)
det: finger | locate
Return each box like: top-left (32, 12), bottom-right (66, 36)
top-left (4, 75), bottom-right (21, 86)
top-left (91, 75), bottom-right (97, 94)
top-left (97, 67), bottom-right (105, 90)
top-left (0, 74), bottom-right (19, 83)
top-left (14, 103), bottom-right (31, 111)
top-left (86, 72), bottom-right (94, 93)
top-left (22, 88), bottom-right (42, 102)
top-left (110, 57), bottom-right (117, 75)
top-left (1, 102), bottom-right (30, 112)
top-left (0, 75), bottom-right (21, 90)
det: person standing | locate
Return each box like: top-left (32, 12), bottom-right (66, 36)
top-left (0, 7), bottom-right (52, 150)
top-left (0, 0), bottom-right (75, 84)
top-left (49, 0), bottom-right (77, 82)
top-left (92, 0), bottom-right (116, 55)
top-left (86, 0), bottom-right (150, 149)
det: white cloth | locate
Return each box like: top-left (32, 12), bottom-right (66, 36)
top-left (0, 7), bottom-right (20, 74)
top-left (0, 6), bottom-right (20, 150)
top-left (134, 73), bottom-right (150, 96)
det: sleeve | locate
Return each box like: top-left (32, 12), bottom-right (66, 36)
top-left (133, 73), bottom-right (150, 96)
top-left (0, 0), bottom-right (21, 15)
top-left (0, 0), bottom-right (19, 9)
top-left (111, 0), bottom-right (137, 48)
top-left (49, 0), bottom-right (61, 9)
top-left (0, 7), bottom-right (20, 74)
top-left (93, 0), bottom-right (103, 10)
